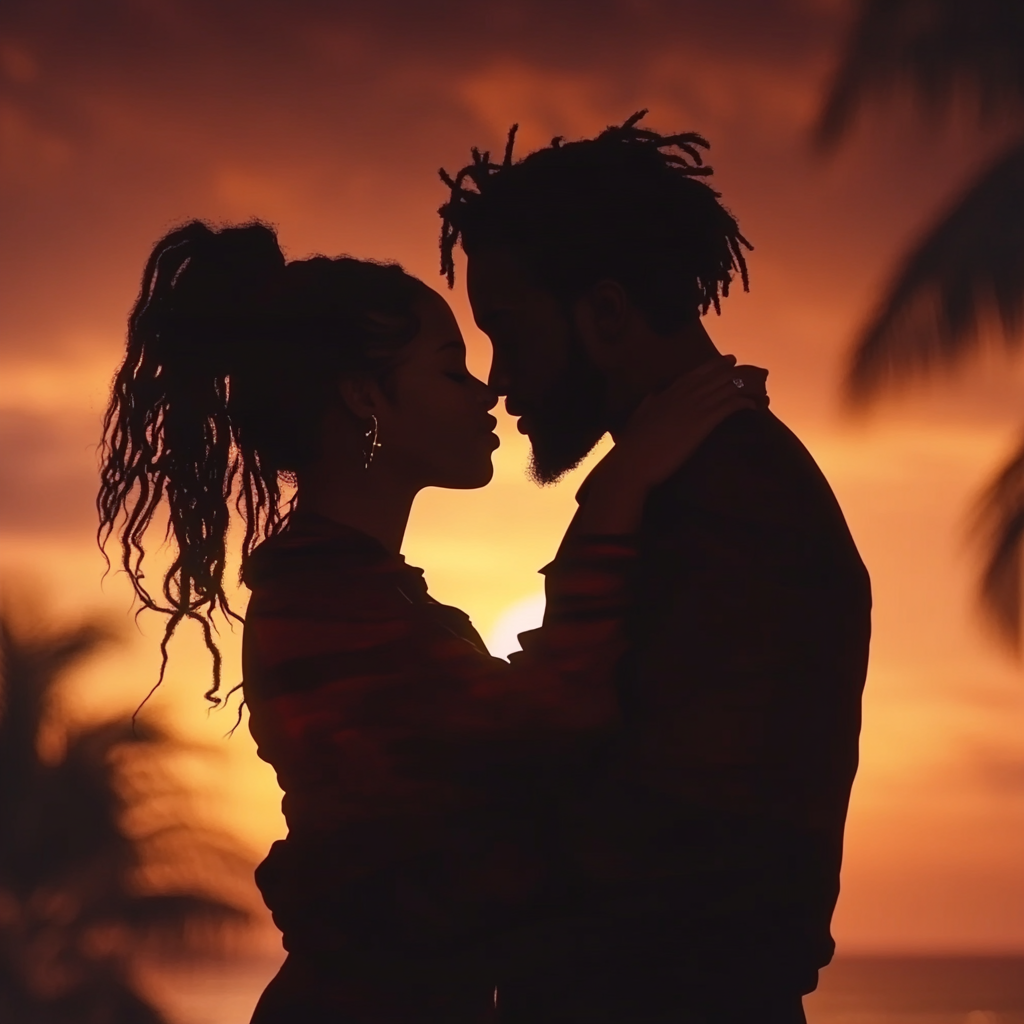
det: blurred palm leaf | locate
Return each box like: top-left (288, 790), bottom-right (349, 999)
top-left (974, 440), bottom-right (1024, 646)
top-left (816, 0), bottom-right (1024, 148)
top-left (0, 598), bottom-right (252, 1023)
top-left (818, 0), bottom-right (1024, 643)
top-left (846, 136), bottom-right (1024, 398)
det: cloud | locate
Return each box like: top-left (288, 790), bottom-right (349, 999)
top-left (975, 750), bottom-right (1024, 792)
top-left (0, 97), bottom-right (71, 183)
top-left (0, 410), bottom-right (98, 533)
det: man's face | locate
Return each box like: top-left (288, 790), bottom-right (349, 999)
top-left (466, 245), bottom-right (609, 484)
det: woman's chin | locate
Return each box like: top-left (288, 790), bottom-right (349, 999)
top-left (438, 458), bottom-right (495, 490)
top-left (467, 461), bottom-right (496, 489)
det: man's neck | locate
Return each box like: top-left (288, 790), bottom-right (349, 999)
top-left (606, 319), bottom-right (721, 440)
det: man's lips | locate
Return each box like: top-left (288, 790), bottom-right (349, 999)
top-left (504, 399), bottom-right (531, 434)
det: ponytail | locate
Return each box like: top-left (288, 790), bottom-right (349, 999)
top-left (98, 220), bottom-right (421, 707)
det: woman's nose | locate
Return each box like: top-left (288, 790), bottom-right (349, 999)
top-left (480, 381), bottom-right (499, 411)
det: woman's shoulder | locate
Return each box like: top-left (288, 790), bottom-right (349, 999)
top-left (244, 512), bottom-right (387, 580)
top-left (243, 512), bottom-right (429, 618)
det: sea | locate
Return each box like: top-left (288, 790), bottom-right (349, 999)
top-left (144, 953), bottom-right (1024, 1024)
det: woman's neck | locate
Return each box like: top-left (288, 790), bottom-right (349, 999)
top-left (296, 464), bottom-right (417, 555)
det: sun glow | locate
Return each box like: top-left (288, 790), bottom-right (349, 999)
top-left (485, 591), bottom-right (546, 659)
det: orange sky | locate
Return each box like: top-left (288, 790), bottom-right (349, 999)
top-left (1, 0), bottom-right (1022, 953)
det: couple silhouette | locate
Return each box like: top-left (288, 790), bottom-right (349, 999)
top-left (97, 113), bottom-right (871, 1023)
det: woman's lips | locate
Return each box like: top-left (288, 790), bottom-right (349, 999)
top-left (482, 415), bottom-right (500, 449)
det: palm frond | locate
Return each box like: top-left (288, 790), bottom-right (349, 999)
top-left (974, 434), bottom-right (1024, 646)
top-left (0, 617), bottom-right (110, 764)
top-left (846, 135), bottom-right (1024, 399)
top-left (135, 822), bottom-right (257, 879)
top-left (0, 595), bottom-right (256, 1020)
top-left (0, 973), bottom-right (172, 1024)
top-left (36, 972), bottom-right (172, 1024)
top-left (816, 0), bottom-right (1024, 148)
top-left (115, 891), bottom-right (247, 934)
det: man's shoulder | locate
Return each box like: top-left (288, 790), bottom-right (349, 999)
top-left (649, 408), bottom-right (852, 541)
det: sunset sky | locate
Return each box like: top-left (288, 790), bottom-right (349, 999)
top-left (1, 0), bottom-right (1022, 954)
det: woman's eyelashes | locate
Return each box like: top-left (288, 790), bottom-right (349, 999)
top-left (445, 370), bottom-right (471, 383)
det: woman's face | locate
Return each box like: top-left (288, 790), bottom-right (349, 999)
top-left (372, 288), bottom-right (499, 490)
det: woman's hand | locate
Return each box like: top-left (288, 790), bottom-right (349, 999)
top-left (576, 357), bottom-right (763, 535)
top-left (614, 356), bottom-right (763, 488)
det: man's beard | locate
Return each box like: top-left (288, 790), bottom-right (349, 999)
top-left (526, 336), bottom-right (609, 486)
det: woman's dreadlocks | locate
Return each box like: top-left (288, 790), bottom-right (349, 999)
top-left (438, 111), bottom-right (752, 331)
top-left (98, 221), bottom-right (423, 713)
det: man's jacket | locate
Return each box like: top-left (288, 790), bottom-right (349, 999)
top-left (497, 406), bottom-right (871, 1017)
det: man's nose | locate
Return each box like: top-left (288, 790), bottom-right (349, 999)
top-left (487, 351), bottom-right (510, 396)
top-left (481, 384), bottom-right (499, 411)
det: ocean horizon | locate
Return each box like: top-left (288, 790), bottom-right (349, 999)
top-left (142, 952), bottom-right (1024, 1024)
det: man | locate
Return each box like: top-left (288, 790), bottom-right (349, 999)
top-left (438, 112), bottom-right (872, 1023)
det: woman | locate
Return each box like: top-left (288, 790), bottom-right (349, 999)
top-left (98, 220), bottom-right (758, 1023)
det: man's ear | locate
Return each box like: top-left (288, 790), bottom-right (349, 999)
top-left (337, 374), bottom-right (381, 420)
top-left (572, 279), bottom-right (630, 370)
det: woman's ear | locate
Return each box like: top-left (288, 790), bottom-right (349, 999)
top-left (337, 374), bottom-right (381, 420)
top-left (572, 279), bottom-right (630, 371)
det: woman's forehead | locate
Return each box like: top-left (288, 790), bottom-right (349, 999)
top-left (389, 300), bottom-right (464, 369)
top-left (414, 288), bottom-right (462, 338)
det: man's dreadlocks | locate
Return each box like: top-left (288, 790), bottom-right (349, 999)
top-left (439, 111), bottom-right (752, 333)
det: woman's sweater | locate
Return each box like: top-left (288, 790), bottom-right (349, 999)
top-left (241, 512), bottom-right (634, 965)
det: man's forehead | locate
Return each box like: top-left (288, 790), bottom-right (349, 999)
top-left (466, 245), bottom-right (532, 309)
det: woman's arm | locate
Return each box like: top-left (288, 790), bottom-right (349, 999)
top-left (576, 357), bottom-right (760, 535)
top-left (406, 359), bottom-right (764, 738)
top-left (245, 361), bottom-right (766, 810)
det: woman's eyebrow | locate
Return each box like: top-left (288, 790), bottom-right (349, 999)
top-left (437, 338), bottom-right (466, 354)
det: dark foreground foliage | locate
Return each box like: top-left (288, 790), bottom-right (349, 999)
top-left (0, 598), bottom-right (250, 1023)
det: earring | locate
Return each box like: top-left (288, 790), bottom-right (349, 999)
top-left (363, 414), bottom-right (381, 469)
